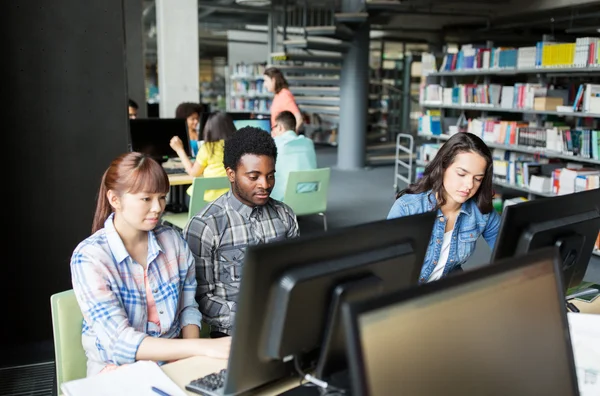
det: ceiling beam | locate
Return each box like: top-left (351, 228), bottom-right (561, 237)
top-left (197, 1), bottom-right (275, 14)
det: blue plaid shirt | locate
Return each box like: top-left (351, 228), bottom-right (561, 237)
top-left (71, 214), bottom-right (202, 376)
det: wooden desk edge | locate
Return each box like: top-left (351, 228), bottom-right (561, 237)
top-left (168, 174), bottom-right (194, 186)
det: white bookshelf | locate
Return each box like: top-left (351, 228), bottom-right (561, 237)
top-left (425, 66), bottom-right (600, 77)
top-left (420, 102), bottom-right (600, 120)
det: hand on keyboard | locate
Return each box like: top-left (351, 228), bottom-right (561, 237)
top-left (186, 369), bottom-right (227, 396)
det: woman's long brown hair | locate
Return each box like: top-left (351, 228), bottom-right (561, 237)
top-left (398, 132), bottom-right (494, 214)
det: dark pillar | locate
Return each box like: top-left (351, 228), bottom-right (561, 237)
top-left (125, 0), bottom-right (147, 118)
top-left (337, 22), bottom-right (370, 170)
top-left (2, 1), bottom-right (129, 365)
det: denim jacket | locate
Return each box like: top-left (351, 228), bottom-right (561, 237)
top-left (387, 191), bottom-right (501, 283)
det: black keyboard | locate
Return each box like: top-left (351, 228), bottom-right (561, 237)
top-left (185, 369), bottom-right (227, 396)
top-left (164, 167), bottom-right (186, 175)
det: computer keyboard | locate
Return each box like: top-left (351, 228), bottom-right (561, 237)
top-left (185, 369), bottom-right (227, 396)
top-left (164, 167), bottom-right (186, 175)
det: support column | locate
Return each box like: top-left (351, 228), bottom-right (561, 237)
top-left (156, 0), bottom-right (199, 118)
top-left (337, 22), bottom-right (370, 170)
top-left (267, 4), bottom-right (276, 54)
top-left (124, 0), bottom-right (147, 118)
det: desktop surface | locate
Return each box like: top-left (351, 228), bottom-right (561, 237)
top-left (348, 250), bottom-right (578, 396)
top-left (161, 296), bottom-right (600, 396)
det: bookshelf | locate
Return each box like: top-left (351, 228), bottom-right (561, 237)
top-left (426, 66), bottom-right (600, 77)
top-left (420, 103), bottom-right (600, 120)
top-left (418, 132), bottom-right (600, 166)
top-left (227, 62), bottom-right (273, 114)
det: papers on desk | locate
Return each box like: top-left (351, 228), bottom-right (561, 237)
top-left (568, 312), bottom-right (600, 396)
top-left (61, 360), bottom-right (186, 396)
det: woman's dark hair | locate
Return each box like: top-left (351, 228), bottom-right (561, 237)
top-left (175, 102), bottom-right (203, 119)
top-left (203, 111), bottom-right (236, 156)
top-left (263, 67), bottom-right (289, 94)
top-left (399, 132), bottom-right (494, 214)
top-left (91, 152), bottom-right (169, 233)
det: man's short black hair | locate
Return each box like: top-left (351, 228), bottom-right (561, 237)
top-left (224, 127), bottom-right (277, 170)
top-left (275, 111), bottom-right (296, 131)
top-left (128, 99), bottom-right (138, 109)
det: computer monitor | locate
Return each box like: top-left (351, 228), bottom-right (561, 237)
top-left (233, 118), bottom-right (271, 132)
top-left (491, 188), bottom-right (600, 291)
top-left (343, 247), bottom-right (578, 396)
top-left (221, 213), bottom-right (436, 395)
top-left (129, 118), bottom-right (191, 163)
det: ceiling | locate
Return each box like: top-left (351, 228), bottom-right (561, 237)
top-left (142, 0), bottom-right (600, 58)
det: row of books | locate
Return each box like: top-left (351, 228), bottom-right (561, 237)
top-left (230, 80), bottom-right (271, 97)
top-left (437, 38), bottom-right (600, 71)
top-left (420, 83), bottom-right (600, 113)
top-left (230, 62), bottom-right (267, 78)
top-left (492, 154), bottom-right (600, 195)
top-left (417, 110), bottom-right (442, 136)
top-left (552, 167), bottom-right (600, 195)
top-left (229, 98), bottom-right (271, 113)
top-left (466, 119), bottom-right (600, 160)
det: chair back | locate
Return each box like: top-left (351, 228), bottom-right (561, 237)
top-left (50, 289), bottom-right (87, 394)
top-left (188, 176), bottom-right (231, 219)
top-left (283, 168), bottom-right (331, 215)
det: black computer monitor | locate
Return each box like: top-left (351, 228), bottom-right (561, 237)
top-left (233, 118), bottom-right (271, 132)
top-left (221, 213), bottom-right (436, 395)
top-left (343, 247), bottom-right (578, 396)
top-left (491, 188), bottom-right (600, 291)
top-left (129, 118), bottom-right (191, 163)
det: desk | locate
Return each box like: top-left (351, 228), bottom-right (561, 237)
top-left (571, 295), bottom-right (600, 315)
top-left (162, 357), bottom-right (298, 395)
top-left (163, 297), bottom-right (600, 395)
top-left (168, 174), bottom-right (194, 186)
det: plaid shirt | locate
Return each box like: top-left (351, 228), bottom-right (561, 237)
top-left (71, 214), bottom-right (202, 376)
top-left (184, 191), bottom-right (299, 334)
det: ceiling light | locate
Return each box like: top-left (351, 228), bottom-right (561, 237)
top-left (235, 0), bottom-right (272, 6)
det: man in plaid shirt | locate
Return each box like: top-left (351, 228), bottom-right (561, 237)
top-left (184, 127), bottom-right (299, 337)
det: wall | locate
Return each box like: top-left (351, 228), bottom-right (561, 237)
top-left (125, 0), bottom-right (148, 118)
top-left (156, 0), bottom-right (200, 118)
top-left (2, 1), bottom-right (129, 364)
top-left (227, 30), bottom-right (270, 67)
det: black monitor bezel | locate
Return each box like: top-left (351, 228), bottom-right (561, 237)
top-left (128, 118), bottom-right (191, 161)
top-left (342, 247), bottom-right (579, 396)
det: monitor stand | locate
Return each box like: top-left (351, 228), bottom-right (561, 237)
top-left (279, 275), bottom-right (384, 396)
top-left (555, 236), bottom-right (588, 313)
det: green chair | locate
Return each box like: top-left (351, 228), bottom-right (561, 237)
top-left (50, 289), bottom-right (87, 395)
top-left (283, 168), bottom-right (331, 231)
top-left (162, 176), bottom-right (230, 230)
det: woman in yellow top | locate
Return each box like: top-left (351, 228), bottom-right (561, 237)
top-left (169, 112), bottom-right (236, 201)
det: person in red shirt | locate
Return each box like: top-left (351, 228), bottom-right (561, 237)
top-left (263, 67), bottom-right (303, 132)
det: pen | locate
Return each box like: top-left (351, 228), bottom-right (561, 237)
top-left (151, 386), bottom-right (172, 396)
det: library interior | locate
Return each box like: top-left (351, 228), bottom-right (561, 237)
top-left (4, 0), bottom-right (600, 395)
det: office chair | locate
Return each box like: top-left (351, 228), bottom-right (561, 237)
top-left (283, 168), bottom-right (331, 231)
top-left (162, 176), bottom-right (230, 230)
top-left (50, 289), bottom-right (86, 395)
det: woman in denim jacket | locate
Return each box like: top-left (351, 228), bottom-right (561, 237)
top-left (388, 132), bottom-right (500, 283)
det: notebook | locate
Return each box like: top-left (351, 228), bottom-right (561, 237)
top-left (567, 312), bottom-right (600, 396)
top-left (61, 360), bottom-right (186, 396)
